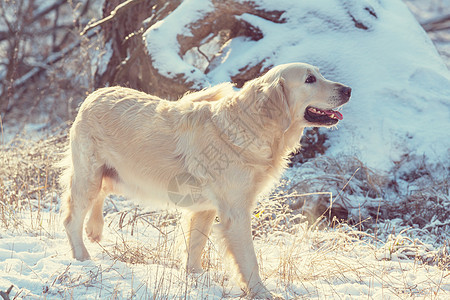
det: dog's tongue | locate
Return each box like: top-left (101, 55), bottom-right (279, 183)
top-left (325, 110), bottom-right (343, 120)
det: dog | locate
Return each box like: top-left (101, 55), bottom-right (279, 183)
top-left (60, 62), bottom-right (351, 299)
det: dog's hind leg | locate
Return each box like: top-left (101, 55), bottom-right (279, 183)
top-left (85, 175), bottom-right (115, 243)
top-left (63, 147), bottom-right (104, 261)
top-left (186, 210), bottom-right (216, 273)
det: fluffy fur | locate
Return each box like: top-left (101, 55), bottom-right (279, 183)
top-left (61, 62), bottom-right (351, 299)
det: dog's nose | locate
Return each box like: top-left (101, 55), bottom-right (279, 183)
top-left (340, 86), bottom-right (352, 98)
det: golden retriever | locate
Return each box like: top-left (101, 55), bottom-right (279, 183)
top-left (61, 62), bottom-right (351, 299)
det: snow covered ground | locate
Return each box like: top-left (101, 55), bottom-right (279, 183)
top-left (0, 0), bottom-right (449, 299)
top-left (0, 197), bottom-right (448, 299)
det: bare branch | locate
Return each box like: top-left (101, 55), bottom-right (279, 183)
top-left (0, 285), bottom-right (13, 300)
top-left (0, 0), bottom-right (66, 42)
top-left (80, 0), bottom-right (146, 36)
top-left (422, 14), bottom-right (450, 32)
top-left (10, 31), bottom-right (97, 91)
top-left (31, 0), bottom-right (66, 25)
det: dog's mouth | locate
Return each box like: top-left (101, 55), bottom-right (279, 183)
top-left (304, 106), bottom-right (343, 126)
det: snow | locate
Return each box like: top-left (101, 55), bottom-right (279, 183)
top-left (144, 0), bottom-right (450, 171)
top-left (143, 0), bottom-right (215, 87)
top-left (0, 207), bottom-right (448, 299)
top-left (1, 0), bottom-right (449, 298)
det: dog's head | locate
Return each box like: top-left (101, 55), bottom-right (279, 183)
top-left (259, 62), bottom-right (351, 130)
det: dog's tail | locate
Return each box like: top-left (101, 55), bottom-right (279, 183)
top-left (56, 145), bottom-right (73, 220)
top-left (180, 82), bottom-right (235, 103)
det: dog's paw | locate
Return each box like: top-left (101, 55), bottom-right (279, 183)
top-left (85, 219), bottom-right (104, 243)
top-left (247, 285), bottom-right (280, 299)
top-left (75, 253), bottom-right (91, 261)
top-left (250, 292), bottom-right (283, 300)
top-left (72, 245), bottom-right (91, 261)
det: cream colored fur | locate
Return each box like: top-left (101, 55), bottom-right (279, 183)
top-left (61, 62), bottom-right (350, 299)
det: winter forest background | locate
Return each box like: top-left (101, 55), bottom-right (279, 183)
top-left (0, 0), bottom-right (449, 299)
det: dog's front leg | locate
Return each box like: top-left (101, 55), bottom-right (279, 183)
top-left (186, 210), bottom-right (216, 273)
top-left (220, 210), bottom-right (273, 299)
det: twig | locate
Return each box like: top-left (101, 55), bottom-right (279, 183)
top-left (197, 46), bottom-right (211, 63)
top-left (31, 0), bottom-right (66, 26)
top-left (422, 14), bottom-right (450, 32)
top-left (0, 285), bottom-right (13, 300)
top-left (333, 167), bottom-right (360, 204)
top-left (80, 0), bottom-right (146, 36)
top-left (11, 30), bottom-right (96, 90)
top-left (0, 0), bottom-right (66, 42)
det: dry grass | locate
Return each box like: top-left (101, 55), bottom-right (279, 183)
top-left (103, 209), bottom-right (182, 267)
top-left (284, 154), bottom-right (450, 249)
top-left (0, 129), bottom-right (66, 232)
top-left (286, 155), bottom-right (387, 222)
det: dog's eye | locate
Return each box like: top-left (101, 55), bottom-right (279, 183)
top-left (305, 75), bottom-right (316, 84)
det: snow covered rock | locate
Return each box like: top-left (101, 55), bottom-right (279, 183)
top-left (143, 0), bottom-right (450, 171)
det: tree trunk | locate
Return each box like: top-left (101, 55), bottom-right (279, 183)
top-left (94, 0), bottom-right (285, 99)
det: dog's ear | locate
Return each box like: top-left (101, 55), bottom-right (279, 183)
top-left (260, 76), bottom-right (291, 132)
